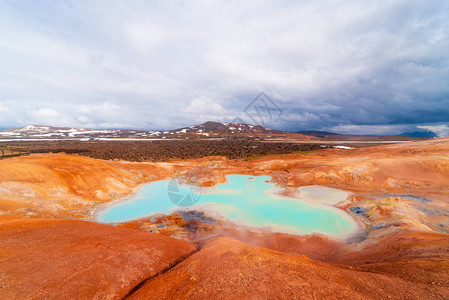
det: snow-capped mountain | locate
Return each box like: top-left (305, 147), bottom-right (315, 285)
top-left (173, 121), bottom-right (278, 136)
top-left (0, 125), bottom-right (159, 139)
top-left (0, 122), bottom-right (313, 140)
top-left (171, 121), bottom-right (311, 138)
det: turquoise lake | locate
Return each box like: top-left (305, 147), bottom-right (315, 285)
top-left (97, 174), bottom-right (358, 238)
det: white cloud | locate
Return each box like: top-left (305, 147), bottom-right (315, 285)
top-left (0, 102), bottom-right (8, 112)
top-left (32, 108), bottom-right (59, 118)
top-left (99, 101), bottom-right (120, 112)
top-left (125, 22), bottom-right (169, 54)
top-left (77, 116), bottom-right (91, 123)
top-left (97, 122), bottom-right (136, 129)
top-left (180, 97), bottom-right (235, 125)
top-left (27, 108), bottom-right (79, 127)
top-left (78, 105), bottom-right (91, 114)
top-left (183, 97), bottom-right (226, 115)
top-left (76, 116), bottom-right (97, 129)
top-left (417, 125), bottom-right (449, 137)
top-left (78, 102), bottom-right (120, 114)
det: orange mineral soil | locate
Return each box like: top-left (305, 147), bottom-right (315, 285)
top-left (0, 154), bottom-right (176, 218)
top-left (130, 237), bottom-right (449, 300)
top-left (0, 138), bottom-right (448, 298)
top-left (0, 217), bottom-right (196, 299)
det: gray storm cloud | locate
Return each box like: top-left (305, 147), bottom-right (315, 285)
top-left (0, 0), bottom-right (448, 135)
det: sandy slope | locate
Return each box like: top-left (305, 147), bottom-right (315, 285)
top-left (130, 237), bottom-right (449, 299)
top-left (0, 218), bottom-right (196, 299)
top-left (0, 153), bottom-right (177, 218)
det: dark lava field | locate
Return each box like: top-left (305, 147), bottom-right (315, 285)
top-left (1, 139), bottom-right (323, 161)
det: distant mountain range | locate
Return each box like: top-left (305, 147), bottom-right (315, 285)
top-left (295, 130), bottom-right (432, 141)
top-left (0, 122), bottom-right (312, 140)
top-left (0, 125), bottom-right (153, 140)
top-left (0, 122), bottom-right (434, 141)
top-left (399, 131), bottom-right (437, 138)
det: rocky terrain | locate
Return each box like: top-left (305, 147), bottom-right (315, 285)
top-left (0, 137), bottom-right (448, 298)
top-left (0, 139), bottom-right (323, 161)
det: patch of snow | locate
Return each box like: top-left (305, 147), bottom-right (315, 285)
top-left (70, 130), bottom-right (109, 135)
top-left (33, 133), bottom-right (65, 137)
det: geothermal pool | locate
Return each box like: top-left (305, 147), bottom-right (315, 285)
top-left (97, 175), bottom-right (358, 238)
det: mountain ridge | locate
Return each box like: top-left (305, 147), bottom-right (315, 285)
top-left (0, 122), bottom-right (313, 140)
top-left (296, 130), bottom-right (431, 141)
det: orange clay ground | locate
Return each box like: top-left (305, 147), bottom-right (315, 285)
top-left (0, 138), bottom-right (448, 298)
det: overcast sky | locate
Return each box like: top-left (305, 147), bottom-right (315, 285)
top-left (0, 0), bottom-right (448, 136)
